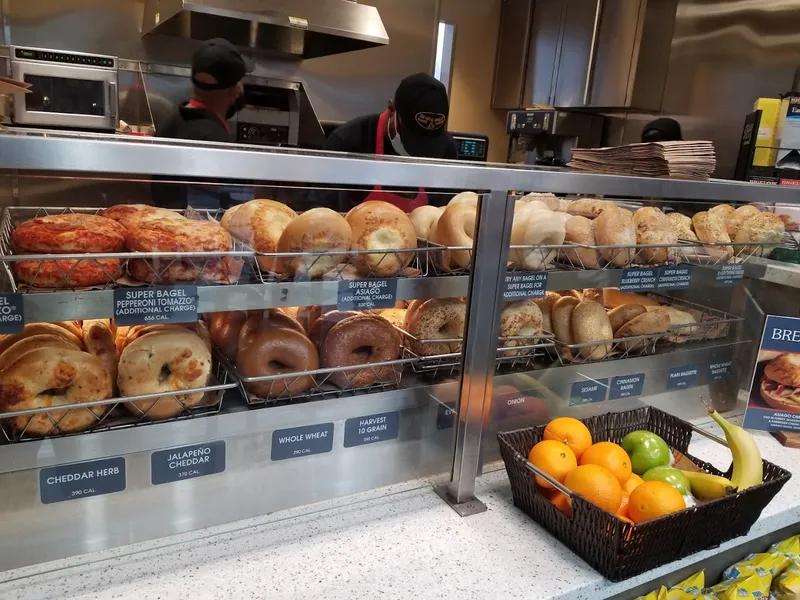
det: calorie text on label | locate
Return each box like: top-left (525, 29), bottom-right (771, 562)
top-left (113, 286), bottom-right (198, 325)
top-left (337, 278), bottom-right (398, 310)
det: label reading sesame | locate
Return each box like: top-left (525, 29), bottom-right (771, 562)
top-left (0, 293), bottom-right (24, 333)
top-left (113, 286), bottom-right (198, 325)
top-left (569, 379), bottom-right (609, 405)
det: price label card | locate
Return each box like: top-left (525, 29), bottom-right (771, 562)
top-left (151, 441), bottom-right (226, 485)
top-left (619, 268), bottom-right (658, 292)
top-left (337, 279), bottom-right (397, 310)
top-left (668, 364), bottom-right (699, 390)
top-left (271, 423), bottom-right (334, 461)
top-left (707, 360), bottom-right (733, 382)
top-left (436, 401), bottom-right (457, 430)
top-left (503, 271), bottom-right (548, 300)
top-left (715, 264), bottom-right (745, 286)
top-left (40, 457), bottom-right (126, 504)
top-left (657, 265), bottom-right (693, 290)
top-left (344, 411), bottom-right (399, 447)
top-left (569, 379), bottom-right (609, 406)
top-left (114, 286), bottom-right (198, 326)
top-left (0, 293), bottom-right (23, 333)
top-left (609, 374), bottom-right (645, 399)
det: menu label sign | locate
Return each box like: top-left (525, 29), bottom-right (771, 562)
top-left (344, 412), bottom-right (399, 447)
top-left (271, 423), bottom-right (334, 460)
top-left (503, 272), bottom-right (548, 300)
top-left (40, 457), bottom-right (126, 504)
top-left (0, 293), bottom-right (23, 333)
top-left (668, 365), bottom-right (699, 390)
top-left (151, 441), bottom-right (226, 485)
top-left (657, 265), bottom-right (693, 290)
top-left (337, 279), bottom-right (397, 310)
top-left (114, 286), bottom-right (198, 325)
top-left (715, 264), bottom-right (745, 286)
top-left (610, 374), bottom-right (645, 400)
top-left (619, 268), bottom-right (658, 292)
top-left (707, 360), bottom-right (733, 382)
top-left (569, 379), bottom-right (609, 406)
top-left (437, 401), bottom-right (457, 430)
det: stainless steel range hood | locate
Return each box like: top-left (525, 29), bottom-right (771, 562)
top-left (142, 0), bottom-right (389, 59)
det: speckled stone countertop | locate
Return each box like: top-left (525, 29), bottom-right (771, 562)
top-left (1, 416), bottom-right (797, 600)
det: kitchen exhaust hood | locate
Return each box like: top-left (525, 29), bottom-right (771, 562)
top-left (142, 0), bottom-right (389, 59)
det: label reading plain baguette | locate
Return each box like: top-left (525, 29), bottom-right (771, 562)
top-left (503, 271), bottom-right (547, 300)
top-left (667, 364), bottom-right (699, 390)
top-left (0, 293), bottom-right (24, 333)
top-left (113, 286), bottom-right (198, 326)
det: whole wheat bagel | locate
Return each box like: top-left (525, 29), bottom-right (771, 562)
top-left (347, 201), bottom-right (417, 276)
top-left (571, 301), bottom-right (613, 360)
top-left (607, 304), bottom-right (647, 334)
top-left (432, 203), bottom-right (477, 270)
top-left (593, 207), bottom-right (636, 266)
top-left (208, 311), bottom-right (247, 359)
top-left (562, 215), bottom-right (601, 268)
top-left (118, 329), bottom-right (212, 420)
top-left (407, 298), bottom-right (466, 356)
top-left (276, 208), bottom-right (352, 278)
top-left (499, 301), bottom-right (543, 356)
top-left (616, 310), bottom-right (670, 351)
top-left (410, 205), bottom-right (444, 240)
top-left (509, 204), bottom-right (565, 270)
top-left (0, 347), bottom-right (112, 436)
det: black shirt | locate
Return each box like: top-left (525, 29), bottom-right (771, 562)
top-left (315, 113), bottom-right (459, 211)
top-left (152, 103), bottom-right (234, 209)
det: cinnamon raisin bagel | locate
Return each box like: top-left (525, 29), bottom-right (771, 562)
top-left (236, 327), bottom-right (318, 399)
top-left (0, 347), bottom-right (112, 436)
top-left (321, 314), bottom-right (402, 388)
top-left (346, 201), bottom-right (417, 276)
top-left (276, 208), bottom-right (352, 278)
top-left (12, 213), bottom-right (126, 253)
top-left (407, 298), bottom-right (467, 356)
top-left (117, 329), bottom-right (212, 420)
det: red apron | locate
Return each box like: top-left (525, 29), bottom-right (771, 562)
top-left (187, 99), bottom-right (231, 137)
top-left (362, 110), bottom-right (429, 212)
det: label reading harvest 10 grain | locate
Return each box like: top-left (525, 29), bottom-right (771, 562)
top-left (337, 278), bottom-right (397, 310)
top-left (503, 271), bottom-right (547, 300)
top-left (113, 286), bottom-right (198, 326)
top-left (0, 293), bottom-right (24, 334)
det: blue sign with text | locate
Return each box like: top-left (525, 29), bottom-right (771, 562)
top-left (668, 365), bottom-right (699, 390)
top-left (610, 373), bottom-right (645, 400)
top-left (715, 264), bottom-right (745, 286)
top-left (344, 412), bottom-right (399, 447)
top-left (569, 379), bottom-right (609, 406)
top-left (619, 268), bottom-right (658, 292)
top-left (657, 265), bottom-right (693, 290)
top-left (271, 423), bottom-right (334, 461)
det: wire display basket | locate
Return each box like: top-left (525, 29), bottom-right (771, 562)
top-left (0, 206), bottom-right (253, 291)
top-left (218, 349), bottom-right (416, 405)
top-left (0, 361), bottom-right (234, 443)
top-left (555, 333), bottom-right (666, 365)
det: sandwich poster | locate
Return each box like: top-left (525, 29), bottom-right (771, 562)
top-left (743, 315), bottom-right (800, 432)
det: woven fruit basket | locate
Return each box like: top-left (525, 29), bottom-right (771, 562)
top-left (497, 406), bottom-right (790, 581)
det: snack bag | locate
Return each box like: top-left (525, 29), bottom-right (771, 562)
top-left (722, 551), bottom-right (790, 581)
top-left (771, 535), bottom-right (800, 561)
top-left (772, 559), bottom-right (800, 600)
top-left (666, 571), bottom-right (704, 598)
top-left (700, 572), bottom-right (771, 599)
top-left (634, 588), bottom-right (667, 600)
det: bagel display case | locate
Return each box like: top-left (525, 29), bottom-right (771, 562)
top-left (0, 129), bottom-right (797, 574)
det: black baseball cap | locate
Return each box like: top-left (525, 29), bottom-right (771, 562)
top-left (641, 118), bottom-right (683, 142)
top-left (394, 73), bottom-right (450, 158)
top-left (191, 38), bottom-right (253, 91)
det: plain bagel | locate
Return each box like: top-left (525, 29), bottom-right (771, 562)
top-left (508, 204), bottom-right (566, 270)
top-left (276, 208), bottom-right (352, 278)
top-left (409, 205), bottom-right (444, 240)
top-left (432, 203), bottom-right (477, 270)
top-left (347, 201), bottom-right (418, 277)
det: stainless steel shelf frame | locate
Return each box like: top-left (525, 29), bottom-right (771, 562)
top-left (0, 129), bottom-right (795, 571)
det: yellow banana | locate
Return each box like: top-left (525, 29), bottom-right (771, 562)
top-left (709, 410), bottom-right (763, 491)
top-left (679, 469), bottom-right (734, 500)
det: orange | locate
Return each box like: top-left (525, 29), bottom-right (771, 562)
top-left (617, 493), bottom-right (629, 518)
top-left (623, 473), bottom-right (644, 495)
top-left (563, 464), bottom-right (622, 515)
top-left (627, 481), bottom-right (686, 523)
top-left (550, 491), bottom-right (572, 516)
top-left (543, 417), bottom-right (592, 461)
top-left (528, 440), bottom-right (578, 489)
top-left (580, 442), bottom-right (632, 485)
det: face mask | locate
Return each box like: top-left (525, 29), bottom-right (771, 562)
top-left (225, 94), bottom-right (247, 119)
top-left (389, 112), bottom-right (410, 156)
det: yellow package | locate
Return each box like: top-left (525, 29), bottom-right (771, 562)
top-left (667, 570), bottom-right (704, 598)
top-left (773, 559), bottom-right (800, 600)
top-left (771, 535), bottom-right (800, 560)
top-left (701, 572), bottom-right (771, 599)
top-left (722, 551), bottom-right (790, 581)
top-left (634, 587), bottom-right (667, 600)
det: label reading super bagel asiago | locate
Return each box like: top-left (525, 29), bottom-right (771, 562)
top-left (0, 293), bottom-right (24, 333)
top-left (337, 278), bottom-right (397, 310)
top-left (113, 286), bottom-right (198, 326)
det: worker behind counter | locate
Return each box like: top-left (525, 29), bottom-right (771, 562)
top-left (152, 38), bottom-right (252, 209)
top-left (314, 73), bottom-right (459, 212)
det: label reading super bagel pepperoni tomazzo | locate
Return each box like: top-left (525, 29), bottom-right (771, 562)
top-left (0, 293), bottom-right (24, 333)
top-left (113, 286), bottom-right (198, 326)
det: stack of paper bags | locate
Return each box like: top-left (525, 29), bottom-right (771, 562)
top-left (568, 141), bottom-right (716, 181)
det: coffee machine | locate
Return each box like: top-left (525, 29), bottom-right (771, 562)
top-left (506, 109), bottom-right (604, 167)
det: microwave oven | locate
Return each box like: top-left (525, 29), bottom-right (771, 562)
top-left (10, 46), bottom-right (118, 131)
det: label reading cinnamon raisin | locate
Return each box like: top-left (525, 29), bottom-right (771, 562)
top-left (113, 286), bottom-right (198, 326)
top-left (0, 293), bottom-right (24, 333)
